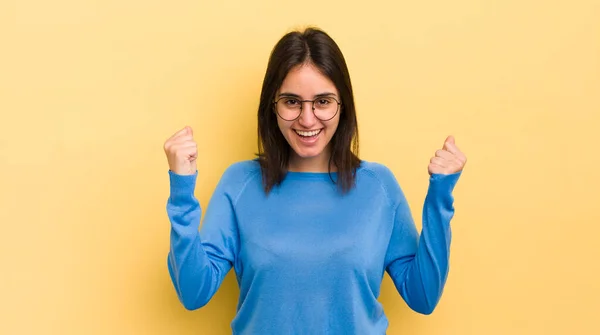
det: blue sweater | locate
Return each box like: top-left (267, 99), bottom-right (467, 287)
top-left (166, 159), bottom-right (461, 334)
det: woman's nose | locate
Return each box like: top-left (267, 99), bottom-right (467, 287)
top-left (297, 101), bottom-right (318, 127)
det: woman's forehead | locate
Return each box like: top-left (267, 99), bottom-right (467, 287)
top-left (278, 64), bottom-right (338, 97)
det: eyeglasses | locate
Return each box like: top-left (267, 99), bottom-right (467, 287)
top-left (273, 96), bottom-right (341, 121)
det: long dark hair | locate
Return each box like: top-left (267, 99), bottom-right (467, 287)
top-left (256, 27), bottom-right (360, 194)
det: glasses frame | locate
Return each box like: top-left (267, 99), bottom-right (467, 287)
top-left (273, 96), bottom-right (342, 122)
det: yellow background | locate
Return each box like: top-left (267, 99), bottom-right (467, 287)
top-left (2, 0), bottom-right (599, 334)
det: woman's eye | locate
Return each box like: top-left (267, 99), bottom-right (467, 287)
top-left (285, 99), bottom-right (299, 106)
top-left (317, 98), bottom-right (331, 106)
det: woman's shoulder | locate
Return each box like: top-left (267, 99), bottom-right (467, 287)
top-left (224, 159), bottom-right (261, 173)
top-left (222, 159), bottom-right (261, 177)
top-left (357, 160), bottom-right (397, 182)
top-left (357, 160), bottom-right (404, 199)
top-left (217, 159), bottom-right (262, 188)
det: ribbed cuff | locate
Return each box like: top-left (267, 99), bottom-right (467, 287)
top-left (168, 170), bottom-right (198, 201)
top-left (429, 171), bottom-right (462, 193)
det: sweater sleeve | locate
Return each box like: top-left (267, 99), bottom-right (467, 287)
top-left (384, 171), bottom-right (461, 315)
top-left (166, 168), bottom-right (240, 310)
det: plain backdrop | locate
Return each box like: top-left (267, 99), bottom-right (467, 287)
top-left (1, 0), bottom-right (599, 334)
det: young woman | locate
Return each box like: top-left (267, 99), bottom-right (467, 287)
top-left (163, 27), bottom-right (466, 334)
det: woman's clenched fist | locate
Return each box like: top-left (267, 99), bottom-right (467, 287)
top-left (428, 136), bottom-right (467, 175)
top-left (164, 126), bottom-right (197, 175)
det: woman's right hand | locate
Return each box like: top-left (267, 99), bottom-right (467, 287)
top-left (164, 126), bottom-right (198, 175)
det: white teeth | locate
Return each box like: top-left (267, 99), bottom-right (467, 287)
top-left (295, 129), bottom-right (321, 137)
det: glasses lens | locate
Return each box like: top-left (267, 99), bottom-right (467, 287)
top-left (313, 97), bottom-right (339, 120)
top-left (276, 97), bottom-right (301, 120)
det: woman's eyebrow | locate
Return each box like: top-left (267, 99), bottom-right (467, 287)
top-left (278, 92), bottom-right (338, 98)
top-left (313, 92), bottom-right (337, 98)
top-left (278, 92), bottom-right (301, 98)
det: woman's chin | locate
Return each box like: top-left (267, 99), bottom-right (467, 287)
top-left (292, 147), bottom-right (324, 159)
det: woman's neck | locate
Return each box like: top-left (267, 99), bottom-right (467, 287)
top-left (288, 150), bottom-right (336, 173)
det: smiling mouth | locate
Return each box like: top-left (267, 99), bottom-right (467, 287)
top-left (294, 129), bottom-right (322, 137)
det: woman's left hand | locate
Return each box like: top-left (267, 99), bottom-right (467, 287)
top-left (428, 136), bottom-right (467, 175)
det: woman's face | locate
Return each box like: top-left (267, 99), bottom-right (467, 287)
top-left (275, 63), bottom-right (341, 171)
